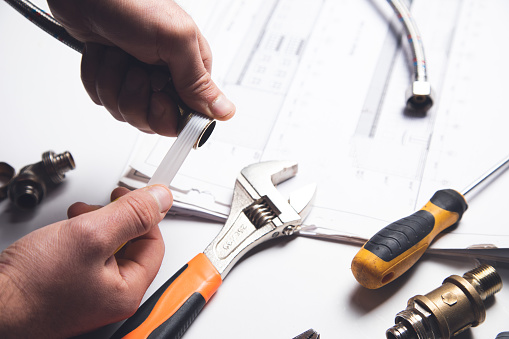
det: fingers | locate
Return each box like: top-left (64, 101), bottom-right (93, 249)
top-left (117, 66), bottom-right (152, 132)
top-left (81, 44), bottom-right (181, 136)
top-left (86, 185), bottom-right (171, 253)
top-left (67, 202), bottom-right (102, 218)
top-left (101, 185), bottom-right (171, 295)
top-left (65, 185), bottom-right (170, 302)
top-left (147, 92), bottom-right (180, 136)
top-left (81, 43), bottom-right (130, 122)
top-left (114, 222), bottom-right (164, 295)
top-left (110, 186), bottom-right (131, 201)
top-left (95, 47), bottom-right (131, 122)
top-left (81, 43), bottom-right (105, 106)
top-left (78, 1), bottom-right (236, 135)
top-left (67, 186), bottom-right (132, 218)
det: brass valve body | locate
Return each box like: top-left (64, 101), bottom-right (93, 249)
top-left (386, 264), bottom-right (502, 339)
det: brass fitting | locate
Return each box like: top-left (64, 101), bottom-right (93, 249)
top-left (178, 109), bottom-right (216, 149)
top-left (386, 264), bottom-right (502, 339)
top-left (7, 151), bottom-right (75, 209)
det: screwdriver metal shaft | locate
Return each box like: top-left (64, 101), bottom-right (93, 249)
top-left (461, 154), bottom-right (509, 198)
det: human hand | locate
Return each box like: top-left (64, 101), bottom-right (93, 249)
top-left (47, 0), bottom-right (235, 136)
top-left (0, 185), bottom-right (172, 338)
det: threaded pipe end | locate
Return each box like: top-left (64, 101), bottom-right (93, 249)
top-left (386, 322), bottom-right (416, 339)
top-left (53, 151), bottom-right (76, 172)
top-left (11, 181), bottom-right (43, 209)
top-left (463, 264), bottom-right (502, 300)
top-left (42, 151), bottom-right (76, 184)
top-left (388, 309), bottom-right (432, 339)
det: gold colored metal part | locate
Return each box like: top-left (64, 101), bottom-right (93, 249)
top-left (177, 109), bottom-right (216, 149)
top-left (386, 264), bottom-right (502, 339)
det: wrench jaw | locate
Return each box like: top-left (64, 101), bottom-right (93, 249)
top-left (240, 160), bottom-right (299, 190)
top-left (203, 161), bottom-right (315, 279)
top-left (288, 183), bottom-right (316, 220)
top-left (282, 183), bottom-right (317, 236)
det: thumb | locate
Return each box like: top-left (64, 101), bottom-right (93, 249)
top-left (158, 25), bottom-right (235, 120)
top-left (83, 185), bottom-right (172, 255)
top-left (173, 67), bottom-right (236, 122)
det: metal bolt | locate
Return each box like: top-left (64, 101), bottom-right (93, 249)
top-left (283, 225), bottom-right (297, 236)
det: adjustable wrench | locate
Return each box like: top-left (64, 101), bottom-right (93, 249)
top-left (111, 160), bottom-right (315, 339)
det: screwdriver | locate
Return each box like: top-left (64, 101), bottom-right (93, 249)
top-left (351, 154), bottom-right (509, 289)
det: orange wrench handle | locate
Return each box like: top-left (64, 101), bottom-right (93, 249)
top-left (111, 253), bottom-right (222, 339)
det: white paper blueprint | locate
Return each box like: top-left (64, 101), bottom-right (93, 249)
top-left (121, 0), bottom-right (509, 249)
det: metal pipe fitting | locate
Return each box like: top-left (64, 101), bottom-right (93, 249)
top-left (386, 264), bottom-right (502, 339)
top-left (7, 151), bottom-right (75, 209)
top-left (387, 0), bottom-right (434, 114)
top-left (177, 109), bottom-right (216, 149)
top-left (406, 81), bottom-right (434, 113)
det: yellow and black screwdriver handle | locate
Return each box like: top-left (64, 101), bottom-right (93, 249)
top-left (111, 253), bottom-right (222, 339)
top-left (351, 189), bottom-right (468, 289)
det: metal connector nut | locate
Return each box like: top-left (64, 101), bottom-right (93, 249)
top-left (405, 81), bottom-right (434, 113)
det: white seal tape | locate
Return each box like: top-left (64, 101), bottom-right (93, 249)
top-left (148, 114), bottom-right (212, 188)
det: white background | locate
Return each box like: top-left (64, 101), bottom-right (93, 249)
top-left (1, 1), bottom-right (509, 338)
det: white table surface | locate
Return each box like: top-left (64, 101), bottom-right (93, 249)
top-left (1, 2), bottom-right (509, 338)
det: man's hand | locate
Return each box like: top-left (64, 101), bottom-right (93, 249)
top-left (0, 185), bottom-right (172, 338)
top-left (47, 0), bottom-right (235, 136)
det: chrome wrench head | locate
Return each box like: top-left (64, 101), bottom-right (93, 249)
top-left (204, 160), bottom-right (316, 278)
top-left (240, 160), bottom-right (315, 223)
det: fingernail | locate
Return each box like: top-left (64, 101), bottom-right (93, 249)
top-left (209, 95), bottom-right (235, 119)
top-left (147, 185), bottom-right (172, 213)
top-left (149, 95), bottom-right (165, 120)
